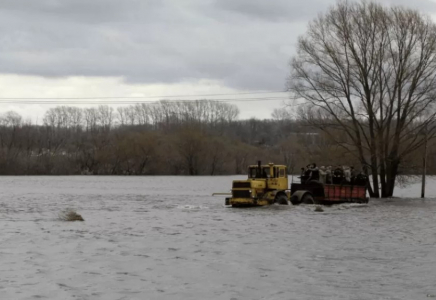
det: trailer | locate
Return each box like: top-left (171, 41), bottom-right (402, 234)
top-left (290, 180), bottom-right (368, 205)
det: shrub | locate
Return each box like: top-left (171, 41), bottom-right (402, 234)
top-left (58, 208), bottom-right (84, 221)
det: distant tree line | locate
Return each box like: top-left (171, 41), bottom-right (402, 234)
top-left (0, 100), bottom-right (433, 177)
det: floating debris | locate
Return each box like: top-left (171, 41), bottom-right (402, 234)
top-left (314, 206), bottom-right (324, 212)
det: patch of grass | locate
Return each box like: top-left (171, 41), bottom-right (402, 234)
top-left (58, 208), bottom-right (84, 222)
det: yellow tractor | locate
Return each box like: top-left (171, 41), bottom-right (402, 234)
top-left (218, 161), bottom-right (290, 207)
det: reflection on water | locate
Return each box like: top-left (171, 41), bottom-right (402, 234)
top-left (0, 176), bottom-right (436, 300)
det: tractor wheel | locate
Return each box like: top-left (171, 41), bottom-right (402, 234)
top-left (290, 194), bottom-right (301, 205)
top-left (276, 194), bottom-right (289, 205)
top-left (301, 193), bottom-right (315, 204)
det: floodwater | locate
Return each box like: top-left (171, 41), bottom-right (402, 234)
top-left (0, 176), bottom-right (436, 300)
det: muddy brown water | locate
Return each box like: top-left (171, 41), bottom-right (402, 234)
top-left (0, 176), bottom-right (435, 300)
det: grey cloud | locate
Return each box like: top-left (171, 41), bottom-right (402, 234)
top-left (0, 0), bottom-right (435, 91)
top-left (215, 0), bottom-right (436, 22)
top-left (378, 0), bottom-right (436, 12)
top-left (214, 0), bottom-right (330, 22)
top-left (0, 0), bottom-right (165, 23)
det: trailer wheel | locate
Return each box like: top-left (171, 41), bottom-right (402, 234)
top-left (275, 194), bottom-right (289, 205)
top-left (302, 194), bottom-right (315, 204)
top-left (290, 195), bottom-right (302, 205)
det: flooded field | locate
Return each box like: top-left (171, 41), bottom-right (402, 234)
top-left (1, 176), bottom-right (436, 300)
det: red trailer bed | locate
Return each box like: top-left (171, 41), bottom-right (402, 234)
top-left (323, 184), bottom-right (367, 203)
top-left (290, 181), bottom-right (368, 204)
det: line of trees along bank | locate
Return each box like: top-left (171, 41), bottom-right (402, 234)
top-left (0, 102), bottom-right (300, 175)
top-left (0, 102), bottom-right (434, 178)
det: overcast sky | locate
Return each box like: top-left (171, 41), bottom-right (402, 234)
top-left (1, 0), bottom-right (436, 121)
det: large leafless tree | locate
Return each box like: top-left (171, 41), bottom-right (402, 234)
top-left (288, 0), bottom-right (436, 197)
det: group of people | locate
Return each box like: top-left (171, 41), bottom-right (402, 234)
top-left (300, 163), bottom-right (367, 186)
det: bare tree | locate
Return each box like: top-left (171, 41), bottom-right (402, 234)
top-left (206, 137), bottom-right (230, 175)
top-left (271, 108), bottom-right (292, 121)
top-left (116, 107), bottom-right (127, 126)
top-left (97, 105), bottom-right (114, 130)
top-left (84, 108), bottom-right (99, 132)
top-left (288, 1), bottom-right (436, 197)
top-left (174, 127), bottom-right (206, 175)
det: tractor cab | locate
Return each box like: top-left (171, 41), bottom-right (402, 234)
top-left (247, 163), bottom-right (288, 190)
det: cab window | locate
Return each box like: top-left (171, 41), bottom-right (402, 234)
top-left (249, 167), bottom-right (258, 178)
top-left (249, 167), bottom-right (268, 178)
top-left (262, 167), bottom-right (270, 178)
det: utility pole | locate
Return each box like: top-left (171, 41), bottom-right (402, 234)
top-left (421, 124), bottom-right (428, 198)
